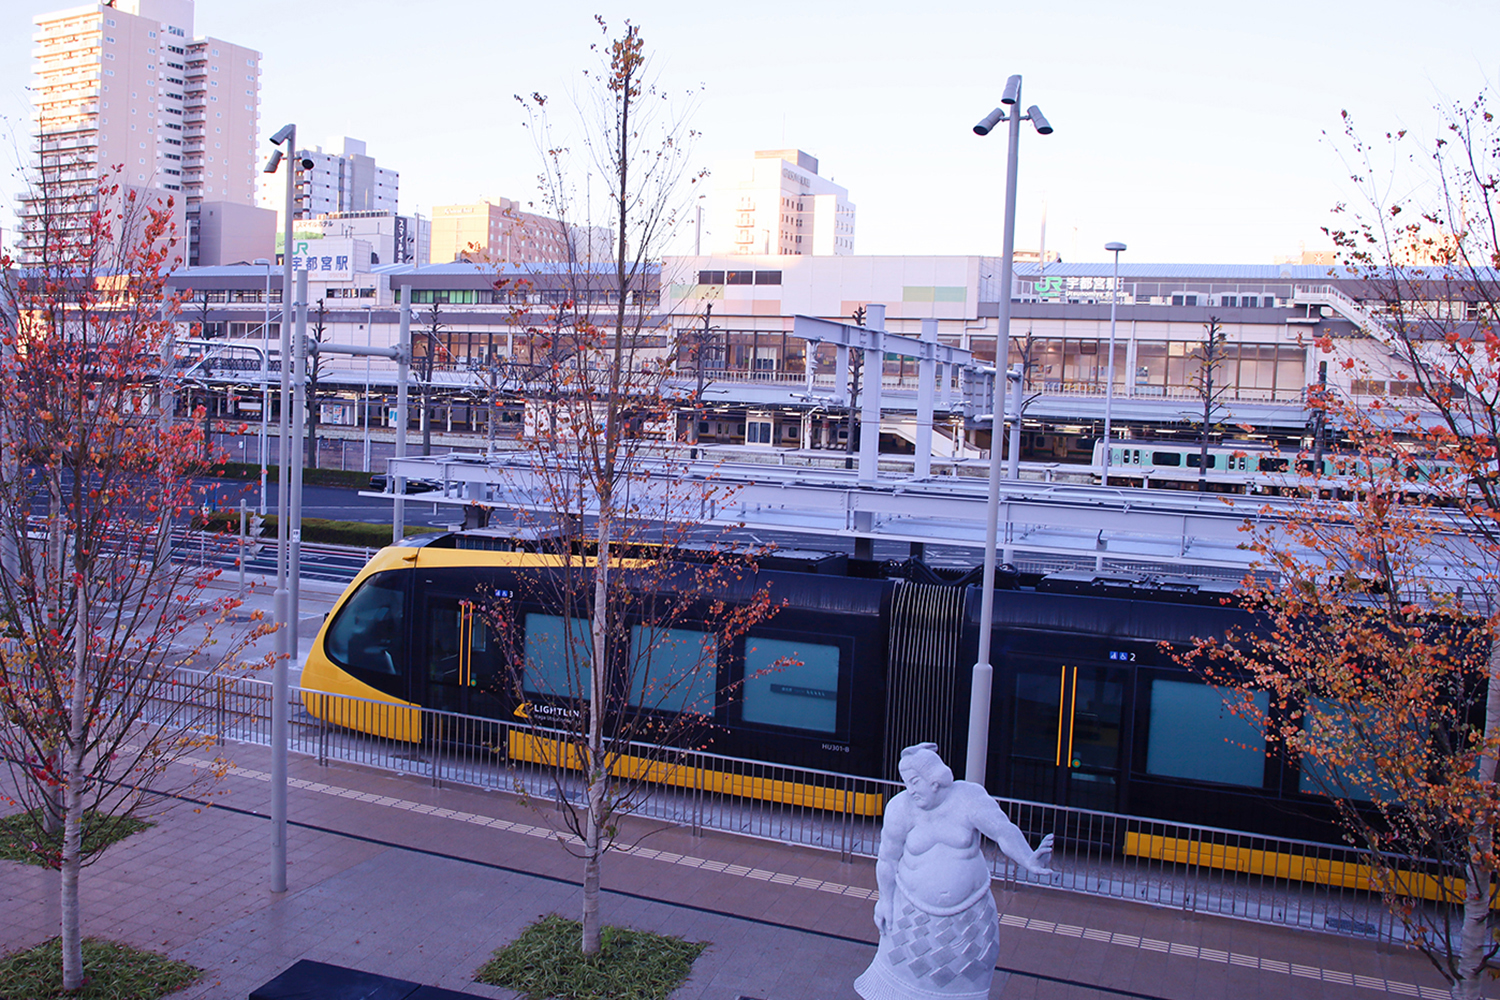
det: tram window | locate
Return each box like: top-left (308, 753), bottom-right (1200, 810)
top-left (1012, 672), bottom-right (1061, 760)
top-left (1151, 451), bottom-right (1182, 467)
top-left (1258, 457), bottom-right (1288, 472)
top-left (628, 625), bottom-right (716, 715)
top-left (326, 572), bottom-right (407, 677)
top-left (1297, 698), bottom-right (1397, 803)
top-left (1145, 680), bottom-right (1267, 787)
top-left (740, 637), bottom-right (840, 733)
top-left (426, 605), bottom-right (463, 683)
top-left (523, 613), bottom-right (592, 701)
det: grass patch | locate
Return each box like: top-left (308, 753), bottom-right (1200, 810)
top-left (475, 914), bottom-right (706, 1000)
top-left (0, 810), bottom-right (151, 868)
top-left (0, 937), bottom-right (201, 999)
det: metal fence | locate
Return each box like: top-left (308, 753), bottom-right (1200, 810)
top-left (155, 667), bottom-right (1431, 945)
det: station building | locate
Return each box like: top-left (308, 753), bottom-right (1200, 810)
top-left (164, 251), bottom-right (1461, 465)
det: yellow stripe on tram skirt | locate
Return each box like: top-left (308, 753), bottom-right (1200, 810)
top-left (1124, 831), bottom-right (1496, 905)
top-left (507, 731), bottom-right (885, 817)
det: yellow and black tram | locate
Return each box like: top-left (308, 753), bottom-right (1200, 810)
top-left (301, 531), bottom-right (1417, 851)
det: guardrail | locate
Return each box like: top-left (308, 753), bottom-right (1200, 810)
top-left (151, 668), bottom-right (1424, 945)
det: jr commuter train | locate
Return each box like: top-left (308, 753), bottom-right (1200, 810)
top-left (300, 531), bottom-right (1359, 849)
top-left (1091, 438), bottom-right (1468, 500)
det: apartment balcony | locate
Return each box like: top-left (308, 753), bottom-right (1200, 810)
top-left (35, 120), bottom-right (99, 139)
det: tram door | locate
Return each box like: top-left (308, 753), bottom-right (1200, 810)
top-left (1008, 662), bottom-right (1127, 812)
top-left (418, 588), bottom-right (507, 720)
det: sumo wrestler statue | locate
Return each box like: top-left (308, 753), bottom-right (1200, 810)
top-left (854, 743), bottom-right (1054, 1000)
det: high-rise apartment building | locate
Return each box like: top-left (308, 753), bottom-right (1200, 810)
top-left (707, 149), bottom-right (855, 257)
top-left (278, 137), bottom-right (399, 218)
top-left (430, 197), bottom-right (612, 265)
top-left (23, 0), bottom-right (268, 265)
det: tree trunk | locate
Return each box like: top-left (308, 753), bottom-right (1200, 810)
top-left (60, 584), bottom-right (89, 991)
top-left (44, 491), bottom-right (66, 836)
top-left (1452, 637), bottom-right (1500, 997)
top-left (581, 776), bottom-right (603, 955)
top-left (1198, 379), bottom-right (1211, 493)
top-left (582, 509), bottom-right (611, 956)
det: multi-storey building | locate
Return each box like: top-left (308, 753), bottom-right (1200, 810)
top-left (22, 0), bottom-right (270, 266)
top-left (273, 137), bottom-right (399, 219)
top-left (429, 197), bottom-right (612, 265)
top-left (280, 210), bottom-right (431, 268)
top-left (707, 149), bottom-right (856, 257)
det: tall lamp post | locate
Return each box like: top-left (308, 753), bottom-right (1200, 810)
top-left (262, 122), bottom-right (309, 895)
top-left (1101, 241), bottom-right (1127, 486)
top-left (967, 76), bottom-right (1053, 786)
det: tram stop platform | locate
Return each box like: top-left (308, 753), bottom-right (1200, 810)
top-left (0, 576), bottom-right (1482, 999)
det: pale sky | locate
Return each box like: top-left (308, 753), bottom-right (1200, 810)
top-left (4, 0), bottom-right (1498, 265)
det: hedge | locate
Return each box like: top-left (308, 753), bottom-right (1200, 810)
top-left (210, 461), bottom-right (372, 490)
top-left (191, 513), bottom-right (440, 548)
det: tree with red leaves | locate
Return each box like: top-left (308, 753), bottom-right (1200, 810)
top-left (1184, 90), bottom-right (1500, 999)
top-left (0, 165), bottom-right (274, 991)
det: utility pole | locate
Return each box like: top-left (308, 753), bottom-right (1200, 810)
top-left (690, 303), bottom-right (712, 458)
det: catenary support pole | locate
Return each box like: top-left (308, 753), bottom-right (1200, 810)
top-left (393, 288), bottom-right (412, 544)
top-left (916, 318), bottom-right (937, 479)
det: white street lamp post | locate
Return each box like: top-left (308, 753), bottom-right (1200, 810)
top-left (262, 122), bottom-right (307, 895)
top-left (1101, 241), bottom-right (1127, 486)
top-left (967, 76), bottom-right (1053, 787)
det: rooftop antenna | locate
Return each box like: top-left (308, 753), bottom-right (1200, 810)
top-left (1038, 198), bottom-right (1048, 268)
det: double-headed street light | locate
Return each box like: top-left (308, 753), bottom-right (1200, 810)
top-left (262, 123), bottom-right (311, 896)
top-left (967, 75), bottom-right (1053, 787)
top-left (1101, 241), bottom-right (1127, 486)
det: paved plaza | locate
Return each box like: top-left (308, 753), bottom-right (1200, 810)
top-left (0, 738), bottom-right (1473, 1000)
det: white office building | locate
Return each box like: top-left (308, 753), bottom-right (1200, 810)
top-left (268, 137), bottom-right (399, 219)
top-left (707, 149), bottom-right (855, 257)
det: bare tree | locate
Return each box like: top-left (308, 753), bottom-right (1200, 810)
top-left (0, 165), bottom-right (273, 990)
top-left (1190, 317), bottom-right (1232, 492)
top-left (506, 20), bottom-right (782, 958)
top-left (418, 298), bottom-right (444, 456)
top-left (304, 297), bottom-right (329, 468)
top-left (845, 306), bottom-right (865, 468)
